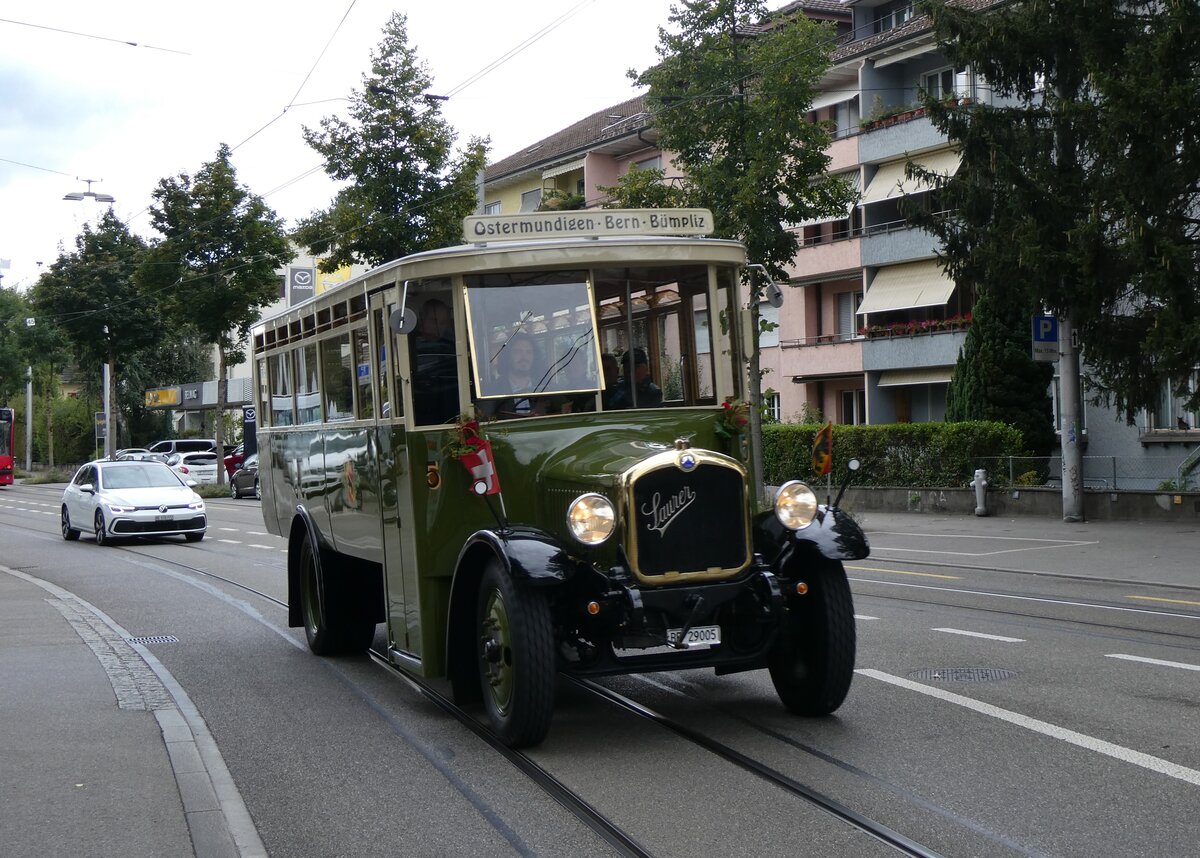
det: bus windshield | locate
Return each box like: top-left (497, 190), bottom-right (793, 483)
top-left (0, 414), bottom-right (11, 458)
top-left (465, 271), bottom-right (601, 400)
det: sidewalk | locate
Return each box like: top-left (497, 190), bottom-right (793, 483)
top-left (856, 510), bottom-right (1200, 590)
top-left (0, 567), bottom-right (250, 858)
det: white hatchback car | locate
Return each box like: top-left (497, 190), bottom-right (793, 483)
top-left (167, 451), bottom-right (220, 485)
top-left (61, 460), bottom-right (207, 545)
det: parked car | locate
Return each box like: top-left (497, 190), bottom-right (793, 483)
top-left (167, 451), bottom-right (219, 485)
top-left (117, 451), bottom-right (170, 464)
top-left (61, 460), bottom-right (206, 545)
top-left (223, 442), bottom-right (245, 476)
top-left (230, 453), bottom-right (259, 500)
top-left (149, 438), bottom-right (216, 457)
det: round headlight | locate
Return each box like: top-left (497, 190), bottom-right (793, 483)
top-left (775, 481), bottom-right (818, 530)
top-left (566, 493), bottom-right (616, 545)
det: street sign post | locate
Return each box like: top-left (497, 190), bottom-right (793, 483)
top-left (1032, 315), bottom-right (1059, 362)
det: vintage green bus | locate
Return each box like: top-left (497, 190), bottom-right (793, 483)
top-left (251, 209), bottom-right (869, 747)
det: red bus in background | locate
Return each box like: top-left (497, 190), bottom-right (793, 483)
top-left (0, 407), bottom-right (14, 486)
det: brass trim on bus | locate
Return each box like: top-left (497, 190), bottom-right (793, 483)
top-left (617, 446), bottom-right (752, 585)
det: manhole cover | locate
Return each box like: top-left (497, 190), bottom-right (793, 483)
top-left (908, 667), bottom-right (1016, 683)
top-left (126, 635), bottom-right (180, 645)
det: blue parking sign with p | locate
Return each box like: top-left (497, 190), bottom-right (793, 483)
top-left (1031, 315), bottom-right (1059, 362)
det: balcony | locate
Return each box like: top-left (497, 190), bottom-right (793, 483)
top-left (791, 231), bottom-right (862, 278)
top-left (859, 218), bottom-right (941, 267)
top-left (780, 335), bottom-right (864, 381)
top-left (862, 326), bottom-right (968, 371)
top-left (858, 101), bottom-right (967, 164)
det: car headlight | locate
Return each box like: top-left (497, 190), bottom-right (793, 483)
top-left (566, 493), bottom-right (615, 545)
top-left (107, 504), bottom-right (135, 514)
top-left (188, 500), bottom-right (205, 510)
top-left (774, 481), bottom-right (818, 530)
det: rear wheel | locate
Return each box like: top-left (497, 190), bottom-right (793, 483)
top-left (768, 558), bottom-right (856, 716)
top-left (299, 537), bottom-right (374, 655)
top-left (476, 558), bottom-right (555, 748)
top-left (254, 479), bottom-right (261, 501)
top-left (230, 480), bottom-right (239, 498)
top-left (61, 507), bottom-right (80, 541)
top-left (94, 510), bottom-right (111, 547)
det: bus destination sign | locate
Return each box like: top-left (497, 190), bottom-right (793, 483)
top-left (463, 208), bottom-right (714, 243)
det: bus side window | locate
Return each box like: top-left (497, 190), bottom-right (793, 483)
top-left (410, 296), bottom-right (459, 425)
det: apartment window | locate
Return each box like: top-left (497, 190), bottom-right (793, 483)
top-left (520, 189), bottom-right (542, 212)
top-left (635, 155), bottom-right (662, 171)
top-left (924, 67), bottom-right (969, 100)
top-left (836, 291), bottom-right (862, 341)
top-left (483, 201), bottom-right (501, 215)
top-left (840, 388), bottom-right (866, 424)
top-left (758, 302), bottom-right (780, 348)
top-left (873, 2), bottom-right (914, 33)
top-left (765, 391), bottom-right (781, 423)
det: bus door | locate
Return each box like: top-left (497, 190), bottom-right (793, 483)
top-left (369, 289), bottom-right (422, 663)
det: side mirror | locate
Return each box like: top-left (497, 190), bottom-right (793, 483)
top-left (186, 479), bottom-right (198, 488)
top-left (234, 462), bottom-right (243, 470)
top-left (80, 483), bottom-right (95, 494)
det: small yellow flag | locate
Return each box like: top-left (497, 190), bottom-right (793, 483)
top-left (812, 421), bottom-right (833, 476)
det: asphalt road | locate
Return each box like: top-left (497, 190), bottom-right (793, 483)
top-left (2, 482), bottom-right (1198, 857)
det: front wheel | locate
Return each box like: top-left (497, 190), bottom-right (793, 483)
top-left (185, 531), bottom-right (205, 542)
top-left (254, 479), bottom-right (261, 501)
top-left (476, 559), bottom-right (555, 748)
top-left (62, 507), bottom-right (80, 541)
top-left (94, 510), bottom-right (111, 547)
top-left (230, 481), bottom-right (239, 499)
top-left (768, 558), bottom-right (856, 716)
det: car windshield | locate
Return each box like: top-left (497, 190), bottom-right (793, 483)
top-left (100, 463), bottom-right (184, 489)
top-left (184, 454), bottom-right (218, 464)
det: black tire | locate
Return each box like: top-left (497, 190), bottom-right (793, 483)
top-left (254, 479), bottom-right (261, 501)
top-left (185, 531), bottom-right (205, 542)
top-left (94, 510), bottom-right (111, 547)
top-left (299, 537), bottom-right (374, 656)
top-left (476, 558), bottom-right (555, 748)
top-left (230, 480), bottom-right (240, 499)
top-left (62, 507), bottom-right (80, 541)
top-left (768, 558), bottom-right (856, 716)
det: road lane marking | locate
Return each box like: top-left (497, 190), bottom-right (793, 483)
top-left (847, 577), bottom-right (1200, 621)
top-left (846, 564), bottom-right (960, 580)
top-left (1106, 653), bottom-right (1200, 673)
top-left (248, 530), bottom-right (269, 536)
top-left (855, 615), bottom-right (879, 620)
top-left (218, 527), bottom-right (239, 532)
top-left (933, 628), bottom-right (1025, 643)
top-left (248, 544), bottom-right (275, 550)
top-left (1128, 595), bottom-right (1200, 607)
top-left (858, 668), bottom-right (1200, 787)
top-left (866, 531), bottom-right (1098, 557)
top-left (218, 539), bottom-right (241, 545)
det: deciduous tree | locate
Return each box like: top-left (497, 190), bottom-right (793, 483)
top-left (140, 144), bottom-right (293, 482)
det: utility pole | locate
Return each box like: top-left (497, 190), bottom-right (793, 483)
top-left (1059, 314), bottom-right (1083, 521)
top-left (24, 365), bottom-right (32, 471)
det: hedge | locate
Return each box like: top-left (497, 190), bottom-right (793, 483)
top-left (762, 421), bottom-right (1025, 488)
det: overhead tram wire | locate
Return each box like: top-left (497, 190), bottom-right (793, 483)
top-left (231, 0), bottom-right (359, 152)
top-left (0, 17), bottom-right (189, 54)
top-left (441, 0), bottom-right (597, 99)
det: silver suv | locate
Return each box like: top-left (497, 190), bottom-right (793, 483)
top-left (148, 439), bottom-right (216, 457)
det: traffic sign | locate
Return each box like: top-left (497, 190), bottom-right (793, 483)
top-left (1031, 315), bottom-right (1059, 362)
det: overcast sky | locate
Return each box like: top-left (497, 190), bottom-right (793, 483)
top-left (2, 1), bottom-right (801, 293)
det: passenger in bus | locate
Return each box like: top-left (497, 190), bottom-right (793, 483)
top-left (411, 298), bottom-right (459, 424)
top-left (483, 331), bottom-right (548, 419)
top-left (601, 353), bottom-right (630, 410)
top-left (625, 348), bottom-right (663, 407)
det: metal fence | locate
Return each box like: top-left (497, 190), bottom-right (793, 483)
top-left (972, 454), bottom-right (1200, 492)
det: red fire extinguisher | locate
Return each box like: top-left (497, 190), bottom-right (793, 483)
top-left (455, 421), bottom-right (501, 496)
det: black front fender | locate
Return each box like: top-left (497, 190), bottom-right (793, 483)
top-left (456, 526), bottom-right (581, 585)
top-left (753, 506), bottom-right (870, 569)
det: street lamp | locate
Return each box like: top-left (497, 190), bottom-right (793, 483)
top-left (63, 179), bottom-right (115, 203)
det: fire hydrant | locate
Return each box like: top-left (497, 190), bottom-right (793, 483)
top-left (971, 468), bottom-right (989, 516)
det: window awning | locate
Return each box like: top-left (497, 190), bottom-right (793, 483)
top-left (789, 173), bottom-right (860, 229)
top-left (877, 366), bottom-right (954, 387)
top-left (811, 89), bottom-right (857, 112)
top-left (857, 259), bottom-right (955, 315)
top-left (859, 149), bottom-right (960, 205)
top-left (542, 158), bottom-right (586, 179)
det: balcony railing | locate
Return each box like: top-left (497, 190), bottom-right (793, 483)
top-left (859, 314), bottom-right (972, 339)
